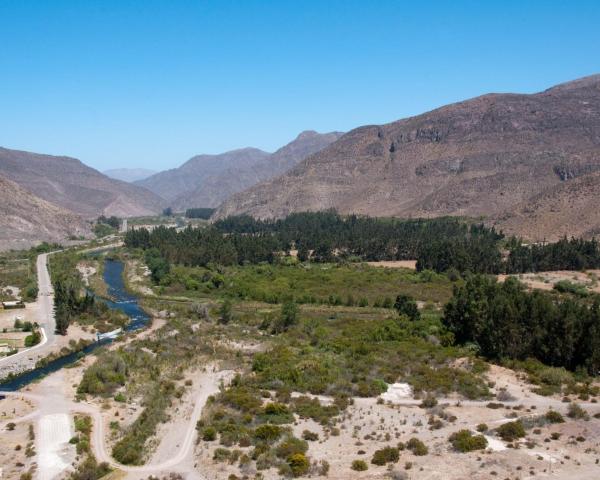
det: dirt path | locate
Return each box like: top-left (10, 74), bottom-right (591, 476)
top-left (1, 365), bottom-right (233, 477)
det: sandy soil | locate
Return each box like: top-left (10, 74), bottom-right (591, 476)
top-left (126, 259), bottom-right (155, 296)
top-left (195, 364), bottom-right (600, 480)
top-left (0, 419), bottom-right (37, 479)
top-left (365, 260), bottom-right (417, 270)
top-left (77, 262), bottom-right (97, 287)
top-left (498, 269), bottom-right (600, 293)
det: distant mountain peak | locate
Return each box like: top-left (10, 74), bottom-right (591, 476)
top-left (137, 131), bottom-right (343, 208)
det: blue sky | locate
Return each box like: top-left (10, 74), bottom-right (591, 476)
top-left (1, 0), bottom-right (599, 171)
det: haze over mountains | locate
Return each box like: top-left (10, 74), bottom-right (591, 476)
top-left (103, 168), bottom-right (157, 183)
top-left (215, 75), bottom-right (600, 241)
top-left (137, 130), bottom-right (344, 209)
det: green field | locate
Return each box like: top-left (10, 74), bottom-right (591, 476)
top-left (158, 262), bottom-right (455, 306)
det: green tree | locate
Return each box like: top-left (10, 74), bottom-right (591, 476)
top-left (272, 301), bottom-right (299, 333)
top-left (219, 299), bottom-right (232, 325)
top-left (394, 294), bottom-right (420, 321)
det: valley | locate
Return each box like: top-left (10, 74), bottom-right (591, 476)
top-left (2, 213), bottom-right (600, 480)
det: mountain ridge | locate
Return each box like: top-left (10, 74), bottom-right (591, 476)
top-left (213, 75), bottom-right (600, 241)
top-left (0, 147), bottom-right (165, 218)
top-left (138, 131), bottom-right (343, 209)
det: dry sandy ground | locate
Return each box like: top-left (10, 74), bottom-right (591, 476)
top-left (0, 417), bottom-right (37, 479)
top-left (77, 262), bottom-right (97, 286)
top-left (195, 365), bottom-right (600, 480)
top-left (366, 260), bottom-right (417, 270)
top-left (498, 269), bottom-right (600, 293)
top-left (126, 259), bottom-right (155, 296)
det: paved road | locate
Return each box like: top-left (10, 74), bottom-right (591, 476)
top-left (0, 253), bottom-right (57, 376)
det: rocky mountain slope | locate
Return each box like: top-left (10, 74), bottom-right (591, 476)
top-left (0, 147), bottom-right (165, 218)
top-left (136, 147), bottom-right (271, 203)
top-left (0, 175), bottom-right (90, 250)
top-left (170, 130), bottom-right (344, 209)
top-left (494, 171), bottom-right (600, 241)
top-left (214, 75), bottom-right (600, 241)
top-left (103, 168), bottom-right (157, 183)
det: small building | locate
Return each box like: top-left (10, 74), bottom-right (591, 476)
top-left (2, 301), bottom-right (25, 309)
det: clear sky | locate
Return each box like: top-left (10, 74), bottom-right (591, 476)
top-left (1, 0), bottom-right (599, 171)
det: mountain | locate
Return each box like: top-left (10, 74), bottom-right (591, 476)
top-left (0, 175), bottom-right (90, 250)
top-left (136, 148), bottom-right (271, 203)
top-left (0, 147), bottom-right (165, 218)
top-left (169, 131), bottom-right (344, 210)
top-left (214, 75), bottom-right (600, 241)
top-left (103, 168), bottom-right (157, 183)
top-left (493, 171), bottom-right (600, 241)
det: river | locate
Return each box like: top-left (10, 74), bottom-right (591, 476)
top-left (0, 259), bottom-right (149, 391)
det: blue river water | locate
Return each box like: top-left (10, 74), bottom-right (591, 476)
top-left (0, 259), bottom-right (150, 391)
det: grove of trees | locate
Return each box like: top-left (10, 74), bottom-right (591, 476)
top-left (443, 275), bottom-right (600, 374)
top-left (127, 211), bottom-right (600, 276)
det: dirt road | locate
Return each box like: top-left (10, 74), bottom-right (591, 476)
top-left (1, 366), bottom-right (232, 478)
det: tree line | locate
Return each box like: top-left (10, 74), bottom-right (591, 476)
top-left (443, 275), bottom-right (600, 374)
top-left (125, 211), bottom-right (600, 275)
top-left (185, 208), bottom-right (216, 219)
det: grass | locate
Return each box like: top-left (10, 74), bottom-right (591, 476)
top-left (160, 262), bottom-right (455, 305)
top-left (0, 254), bottom-right (37, 302)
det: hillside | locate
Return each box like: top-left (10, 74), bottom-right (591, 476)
top-left (493, 171), bottom-right (600, 241)
top-left (136, 147), bottom-right (271, 202)
top-left (103, 168), bottom-right (157, 183)
top-left (214, 75), bottom-right (600, 241)
top-left (0, 147), bottom-right (165, 218)
top-left (0, 175), bottom-right (90, 250)
top-left (170, 130), bottom-right (343, 209)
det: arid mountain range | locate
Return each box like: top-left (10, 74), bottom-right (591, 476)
top-left (103, 168), bottom-right (157, 183)
top-left (137, 131), bottom-right (343, 209)
top-left (214, 75), bottom-right (600, 241)
top-left (2, 74), bottom-right (600, 249)
top-left (0, 175), bottom-right (90, 250)
top-left (0, 147), bottom-right (165, 219)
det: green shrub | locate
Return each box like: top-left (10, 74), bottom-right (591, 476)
top-left (221, 386), bottom-right (262, 413)
top-left (420, 394), bottom-right (438, 408)
top-left (406, 437), bottom-right (428, 456)
top-left (476, 423), bottom-right (488, 432)
top-left (496, 421), bottom-right (525, 442)
top-left (448, 429), bottom-right (488, 452)
top-left (544, 410), bottom-right (565, 424)
top-left (292, 396), bottom-right (340, 424)
top-left (287, 453), bottom-right (310, 477)
top-left (254, 424), bottom-right (283, 443)
top-left (275, 436), bottom-right (308, 459)
top-left (213, 447), bottom-right (232, 462)
top-left (567, 403), bottom-right (589, 420)
top-left (78, 352), bottom-right (128, 396)
top-left (260, 402), bottom-right (294, 424)
top-left (352, 459), bottom-right (368, 471)
top-left (114, 392), bottom-right (126, 403)
top-left (202, 426), bottom-right (217, 441)
top-left (302, 430), bottom-right (319, 441)
top-left (371, 446), bottom-right (399, 465)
